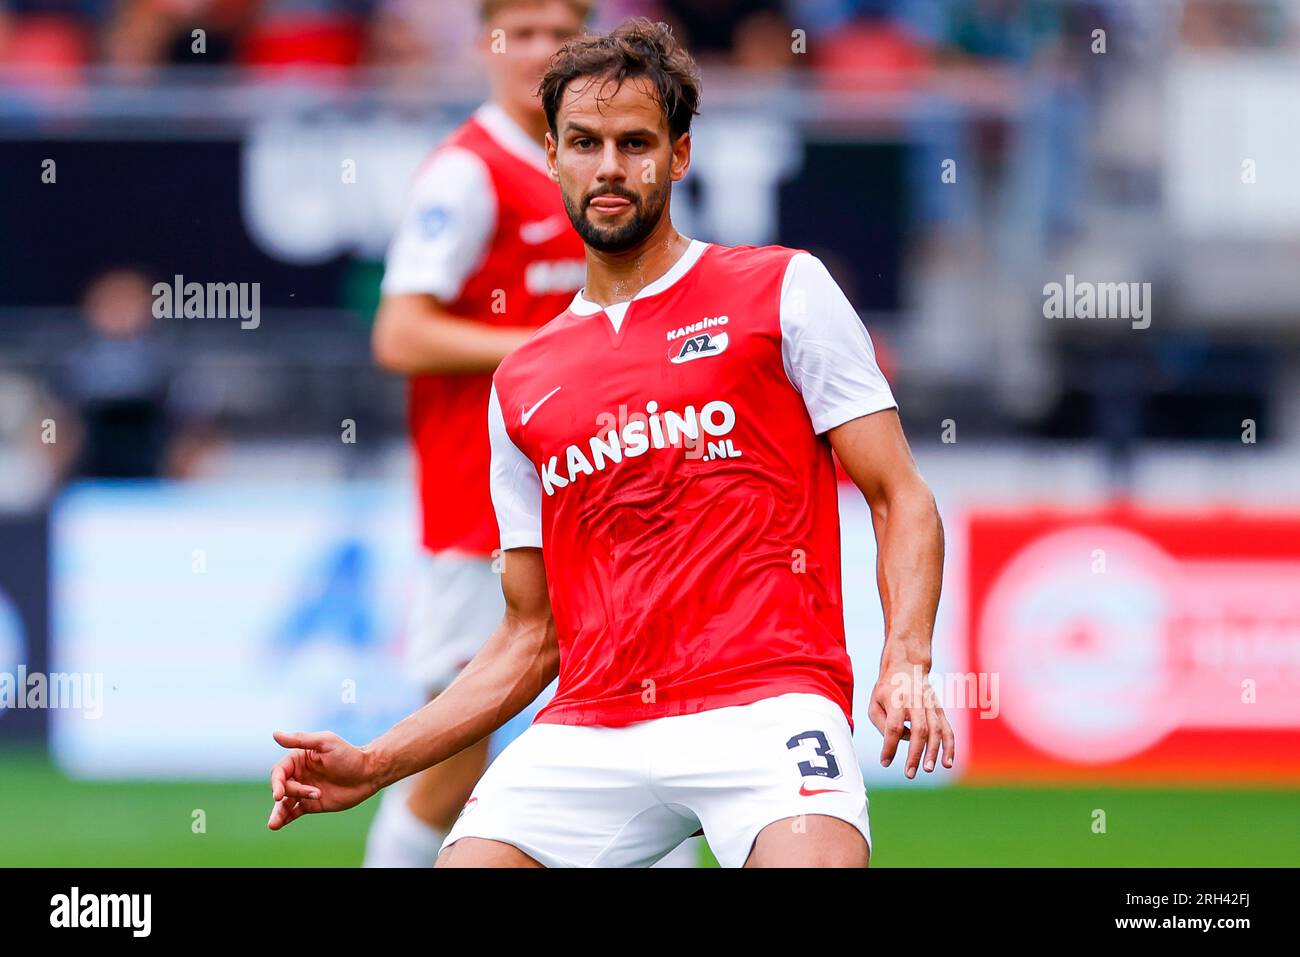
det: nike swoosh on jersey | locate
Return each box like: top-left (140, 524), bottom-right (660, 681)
top-left (519, 215), bottom-right (569, 245)
top-left (521, 386), bottom-right (563, 425)
top-left (799, 784), bottom-right (848, 796)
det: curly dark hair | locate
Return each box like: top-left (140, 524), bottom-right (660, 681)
top-left (538, 18), bottom-right (702, 142)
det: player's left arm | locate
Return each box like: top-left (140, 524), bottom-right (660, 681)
top-left (779, 250), bottom-right (953, 779)
top-left (828, 411), bottom-right (953, 779)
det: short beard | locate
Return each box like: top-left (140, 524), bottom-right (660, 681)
top-left (563, 179), bottom-right (670, 254)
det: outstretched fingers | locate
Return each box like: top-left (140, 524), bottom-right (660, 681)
top-left (273, 730), bottom-right (333, 753)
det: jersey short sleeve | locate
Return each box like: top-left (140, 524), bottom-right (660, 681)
top-left (779, 252), bottom-right (898, 434)
top-left (380, 146), bottom-right (497, 301)
top-left (488, 384), bottom-right (544, 550)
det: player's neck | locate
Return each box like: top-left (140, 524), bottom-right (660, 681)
top-left (581, 220), bottom-right (691, 309)
top-left (491, 97), bottom-right (549, 147)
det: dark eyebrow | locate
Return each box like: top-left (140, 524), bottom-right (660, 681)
top-left (563, 123), bottom-right (659, 140)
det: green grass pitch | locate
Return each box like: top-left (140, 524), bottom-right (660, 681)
top-left (2, 749), bottom-right (1296, 867)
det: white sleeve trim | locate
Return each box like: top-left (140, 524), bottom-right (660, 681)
top-left (380, 147), bottom-right (497, 301)
top-left (779, 252), bottom-right (898, 434)
top-left (488, 383), bottom-right (544, 550)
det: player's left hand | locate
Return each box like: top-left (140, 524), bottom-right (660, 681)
top-left (867, 657), bottom-right (955, 779)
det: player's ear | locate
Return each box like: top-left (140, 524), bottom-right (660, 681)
top-left (670, 131), bottom-right (691, 183)
top-left (545, 130), bottom-right (560, 182)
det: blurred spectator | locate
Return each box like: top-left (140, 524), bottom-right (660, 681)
top-left (241, 0), bottom-right (377, 73)
top-left (657, 0), bottom-right (789, 66)
top-left (942, 0), bottom-right (1042, 63)
top-left (362, 0), bottom-right (479, 83)
top-left (1180, 0), bottom-right (1283, 48)
top-left (731, 8), bottom-right (798, 68)
top-left (0, 0), bottom-right (100, 87)
top-left (53, 269), bottom-right (173, 480)
top-left (102, 0), bottom-right (257, 82)
top-left (810, 10), bottom-right (932, 90)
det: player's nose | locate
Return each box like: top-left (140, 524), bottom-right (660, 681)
top-left (595, 141), bottom-right (627, 183)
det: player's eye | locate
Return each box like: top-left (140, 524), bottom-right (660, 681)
top-left (573, 137), bottom-right (595, 149)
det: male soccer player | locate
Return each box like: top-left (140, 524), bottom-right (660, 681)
top-left (363, 0), bottom-right (588, 867)
top-left (272, 18), bottom-right (952, 868)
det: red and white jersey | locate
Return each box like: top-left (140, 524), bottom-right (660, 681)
top-left (488, 240), bottom-right (898, 729)
top-left (382, 102), bottom-right (586, 556)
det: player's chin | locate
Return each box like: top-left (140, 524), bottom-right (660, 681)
top-left (584, 224), bottom-right (640, 253)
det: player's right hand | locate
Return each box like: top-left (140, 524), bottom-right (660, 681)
top-left (267, 730), bottom-right (378, 830)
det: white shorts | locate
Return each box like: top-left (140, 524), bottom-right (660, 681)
top-left (404, 550), bottom-right (504, 695)
top-left (442, 692), bottom-right (872, 868)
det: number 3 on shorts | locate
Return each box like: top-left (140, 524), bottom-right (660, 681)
top-left (786, 730), bottom-right (841, 779)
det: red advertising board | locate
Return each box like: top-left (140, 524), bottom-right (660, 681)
top-left (966, 506), bottom-right (1300, 784)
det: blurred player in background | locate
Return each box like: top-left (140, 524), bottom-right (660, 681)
top-left (272, 17), bottom-right (951, 867)
top-left (363, 0), bottom-right (589, 867)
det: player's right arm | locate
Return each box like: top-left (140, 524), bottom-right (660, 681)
top-left (268, 382), bottom-right (551, 830)
top-left (373, 545), bottom-right (556, 777)
top-left (267, 549), bottom-right (557, 830)
top-left (371, 145), bottom-right (537, 375)
top-left (372, 295), bottom-right (536, 374)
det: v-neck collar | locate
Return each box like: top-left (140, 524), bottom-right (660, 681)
top-left (568, 239), bottom-right (711, 337)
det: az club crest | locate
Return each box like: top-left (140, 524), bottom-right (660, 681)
top-left (669, 331), bottom-right (729, 364)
